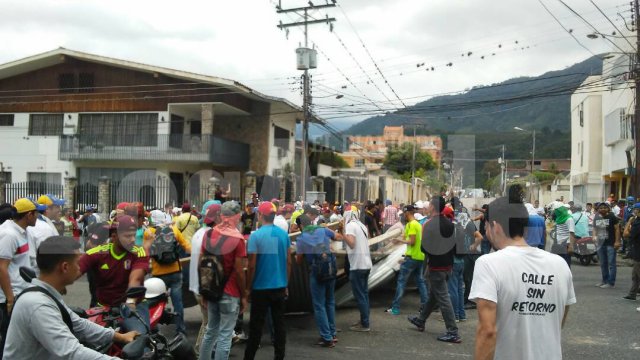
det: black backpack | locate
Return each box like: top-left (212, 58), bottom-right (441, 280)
top-left (199, 230), bottom-right (229, 302)
top-left (150, 226), bottom-right (180, 265)
top-left (310, 234), bottom-right (337, 283)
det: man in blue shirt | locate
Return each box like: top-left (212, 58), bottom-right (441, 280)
top-left (524, 203), bottom-right (546, 249)
top-left (295, 209), bottom-right (341, 347)
top-left (244, 202), bottom-right (291, 360)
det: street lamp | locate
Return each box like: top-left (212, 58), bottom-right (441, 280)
top-left (514, 126), bottom-right (536, 201)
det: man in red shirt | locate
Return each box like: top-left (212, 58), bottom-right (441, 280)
top-left (79, 215), bottom-right (150, 334)
top-left (198, 201), bottom-right (247, 360)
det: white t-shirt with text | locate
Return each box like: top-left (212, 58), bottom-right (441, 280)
top-left (469, 246), bottom-right (576, 360)
top-left (345, 221), bottom-right (372, 271)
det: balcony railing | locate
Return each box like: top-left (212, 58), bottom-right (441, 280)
top-left (59, 134), bottom-right (250, 168)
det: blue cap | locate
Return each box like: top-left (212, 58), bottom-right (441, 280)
top-left (628, 196), bottom-right (635, 202)
top-left (633, 202), bottom-right (640, 209)
top-left (27, 197), bottom-right (47, 212)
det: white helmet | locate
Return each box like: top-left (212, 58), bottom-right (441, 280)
top-left (144, 277), bottom-right (168, 299)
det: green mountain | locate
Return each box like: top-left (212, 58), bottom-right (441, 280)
top-left (340, 55), bottom-right (603, 188)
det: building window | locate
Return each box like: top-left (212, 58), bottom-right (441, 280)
top-left (0, 172), bottom-right (11, 183)
top-left (0, 114), bottom-right (14, 126)
top-left (579, 103), bottom-right (584, 127)
top-left (29, 114), bottom-right (64, 136)
top-left (355, 159), bottom-right (365, 167)
top-left (58, 73), bottom-right (75, 93)
top-left (78, 113), bottom-right (158, 146)
top-left (78, 73), bottom-right (95, 93)
top-left (273, 126), bottom-right (290, 152)
top-left (580, 141), bottom-right (584, 167)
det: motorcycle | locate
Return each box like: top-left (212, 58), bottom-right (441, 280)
top-left (19, 267), bottom-right (195, 359)
top-left (573, 236), bottom-right (598, 266)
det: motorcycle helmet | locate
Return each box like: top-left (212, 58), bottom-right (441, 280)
top-left (144, 278), bottom-right (168, 299)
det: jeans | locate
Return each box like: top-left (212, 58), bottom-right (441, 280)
top-left (0, 303), bottom-right (9, 359)
top-left (199, 294), bottom-right (240, 360)
top-left (120, 301), bottom-right (151, 335)
top-left (157, 272), bottom-right (186, 334)
top-left (463, 254), bottom-right (479, 303)
top-left (195, 295), bottom-right (209, 353)
top-left (244, 288), bottom-right (287, 360)
top-left (419, 270), bottom-right (458, 335)
top-left (480, 238), bottom-right (491, 255)
top-left (628, 261), bottom-right (640, 298)
top-left (447, 260), bottom-right (466, 320)
top-left (309, 276), bottom-right (336, 341)
top-left (349, 269), bottom-right (370, 328)
top-left (391, 258), bottom-right (428, 311)
top-left (597, 245), bottom-right (617, 285)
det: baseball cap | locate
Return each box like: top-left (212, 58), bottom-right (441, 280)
top-left (37, 194), bottom-right (66, 207)
top-left (633, 202), bottom-right (640, 209)
top-left (257, 202), bottom-right (276, 216)
top-left (116, 202), bottom-right (129, 210)
top-left (414, 213), bottom-right (425, 221)
top-left (149, 210), bottom-right (166, 226)
top-left (181, 202), bottom-right (191, 212)
top-left (221, 201), bottom-right (242, 216)
top-left (414, 200), bottom-right (425, 209)
top-left (14, 198), bottom-right (38, 214)
top-left (204, 204), bottom-right (222, 224)
top-left (403, 204), bottom-right (416, 213)
top-left (87, 222), bottom-right (110, 244)
top-left (116, 215), bottom-right (137, 232)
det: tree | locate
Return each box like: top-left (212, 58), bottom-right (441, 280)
top-left (383, 142), bottom-right (436, 175)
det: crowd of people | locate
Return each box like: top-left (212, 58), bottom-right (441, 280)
top-left (0, 186), bottom-right (638, 359)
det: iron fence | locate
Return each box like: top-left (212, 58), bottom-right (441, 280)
top-left (4, 182), bottom-right (63, 204)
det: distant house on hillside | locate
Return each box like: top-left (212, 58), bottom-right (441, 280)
top-left (342, 125), bottom-right (442, 170)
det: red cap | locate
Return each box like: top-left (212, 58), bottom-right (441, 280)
top-left (442, 206), bottom-right (455, 220)
top-left (116, 202), bottom-right (129, 210)
top-left (257, 202), bottom-right (275, 216)
top-left (204, 204), bottom-right (222, 225)
top-left (116, 215), bottom-right (137, 232)
top-left (182, 202), bottom-right (191, 212)
top-left (124, 202), bottom-right (144, 217)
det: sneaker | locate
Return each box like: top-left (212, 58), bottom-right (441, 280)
top-left (459, 318), bottom-right (467, 322)
top-left (594, 282), bottom-right (605, 287)
top-left (349, 324), bottom-right (371, 332)
top-left (623, 295), bottom-right (637, 301)
top-left (316, 339), bottom-right (335, 348)
top-left (437, 332), bottom-right (462, 344)
top-left (407, 315), bottom-right (425, 332)
top-left (385, 307), bottom-right (400, 315)
top-left (332, 336), bottom-right (338, 344)
top-left (600, 284), bottom-right (613, 289)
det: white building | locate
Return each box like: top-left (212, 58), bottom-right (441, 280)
top-left (570, 32), bottom-right (636, 204)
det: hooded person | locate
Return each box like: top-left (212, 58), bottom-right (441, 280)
top-left (198, 201), bottom-right (248, 360)
top-left (190, 203), bottom-right (222, 353)
top-left (551, 205), bottom-right (576, 267)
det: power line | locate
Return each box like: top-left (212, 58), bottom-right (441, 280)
top-left (556, 0), bottom-right (631, 55)
top-left (336, 3), bottom-right (406, 108)
top-left (589, 0), bottom-right (637, 50)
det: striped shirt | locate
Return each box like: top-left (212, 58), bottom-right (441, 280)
top-left (382, 206), bottom-right (400, 226)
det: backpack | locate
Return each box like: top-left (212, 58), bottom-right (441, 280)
top-left (199, 230), bottom-right (229, 302)
top-left (310, 236), bottom-right (337, 283)
top-left (150, 226), bottom-right (180, 265)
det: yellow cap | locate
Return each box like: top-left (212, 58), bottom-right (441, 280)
top-left (14, 198), bottom-right (37, 214)
top-left (37, 195), bottom-right (53, 206)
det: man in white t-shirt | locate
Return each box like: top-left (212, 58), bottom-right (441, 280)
top-left (343, 209), bottom-right (372, 332)
top-left (469, 191), bottom-right (576, 360)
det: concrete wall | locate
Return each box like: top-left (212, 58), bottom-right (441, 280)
top-left (213, 101), bottom-right (271, 175)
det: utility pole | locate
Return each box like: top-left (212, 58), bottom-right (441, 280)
top-left (634, 0), bottom-right (640, 198)
top-left (276, 1), bottom-right (336, 202)
top-left (410, 125), bottom-right (417, 202)
top-left (500, 144), bottom-right (506, 196)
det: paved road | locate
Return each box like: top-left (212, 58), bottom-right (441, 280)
top-left (65, 258), bottom-right (640, 359)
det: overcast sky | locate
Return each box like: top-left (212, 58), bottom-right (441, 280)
top-left (0, 0), bottom-right (630, 129)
